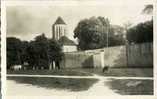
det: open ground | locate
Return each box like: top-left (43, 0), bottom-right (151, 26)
top-left (7, 68), bottom-right (153, 96)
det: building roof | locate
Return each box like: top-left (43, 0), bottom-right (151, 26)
top-left (54, 16), bottom-right (66, 25)
top-left (59, 36), bottom-right (76, 46)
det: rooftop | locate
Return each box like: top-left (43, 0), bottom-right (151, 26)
top-left (58, 36), bottom-right (76, 46)
top-left (54, 16), bottom-right (66, 25)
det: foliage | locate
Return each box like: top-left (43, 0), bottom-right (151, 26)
top-left (26, 34), bottom-right (49, 69)
top-left (142, 5), bottom-right (153, 15)
top-left (127, 20), bottom-right (153, 44)
top-left (74, 16), bottom-right (125, 50)
top-left (7, 37), bottom-right (22, 69)
top-left (48, 39), bottom-right (63, 62)
top-left (20, 41), bottom-right (29, 65)
top-left (74, 17), bottom-right (107, 50)
top-left (108, 25), bottom-right (125, 46)
top-left (7, 34), bottom-right (63, 69)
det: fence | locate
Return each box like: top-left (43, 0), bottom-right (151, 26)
top-left (127, 42), bottom-right (153, 67)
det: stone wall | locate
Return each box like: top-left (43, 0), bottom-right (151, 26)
top-left (103, 46), bottom-right (127, 67)
top-left (127, 42), bottom-right (153, 67)
top-left (60, 52), bottom-right (94, 68)
top-left (92, 46), bottom-right (127, 67)
top-left (62, 45), bottom-right (77, 52)
top-left (60, 42), bottom-right (153, 68)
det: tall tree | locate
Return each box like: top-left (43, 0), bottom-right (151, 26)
top-left (27, 34), bottom-right (49, 69)
top-left (26, 40), bottom-right (37, 69)
top-left (142, 4), bottom-right (153, 15)
top-left (127, 20), bottom-right (153, 44)
top-left (25, 34), bottom-right (63, 69)
top-left (7, 34), bottom-right (63, 70)
top-left (7, 37), bottom-right (22, 69)
top-left (74, 16), bottom-right (110, 50)
top-left (48, 39), bottom-right (63, 68)
top-left (74, 16), bottom-right (125, 50)
top-left (20, 41), bottom-right (29, 65)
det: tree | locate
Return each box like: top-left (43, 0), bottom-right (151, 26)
top-left (26, 34), bottom-right (49, 69)
top-left (108, 25), bottom-right (126, 46)
top-left (48, 39), bottom-right (63, 69)
top-left (7, 34), bottom-right (63, 70)
top-left (25, 34), bottom-right (63, 69)
top-left (20, 41), bottom-right (29, 65)
top-left (126, 5), bottom-right (153, 44)
top-left (7, 37), bottom-right (22, 69)
top-left (127, 20), bottom-right (153, 44)
top-left (142, 4), bottom-right (153, 15)
top-left (26, 40), bottom-right (37, 69)
top-left (74, 16), bottom-right (125, 50)
top-left (74, 16), bottom-right (110, 50)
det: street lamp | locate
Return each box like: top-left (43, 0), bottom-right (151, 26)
top-left (102, 19), bottom-right (110, 73)
top-left (106, 19), bottom-right (110, 49)
top-left (123, 32), bottom-right (129, 67)
top-left (106, 20), bottom-right (110, 65)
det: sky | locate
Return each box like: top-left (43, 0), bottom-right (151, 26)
top-left (6, 0), bottom-right (153, 41)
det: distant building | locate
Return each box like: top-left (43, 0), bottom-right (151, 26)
top-left (52, 16), bottom-right (77, 52)
top-left (52, 16), bottom-right (67, 40)
top-left (59, 36), bottom-right (77, 52)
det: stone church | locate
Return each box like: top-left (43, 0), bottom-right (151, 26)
top-left (52, 16), bottom-right (77, 52)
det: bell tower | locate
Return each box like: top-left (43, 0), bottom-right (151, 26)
top-left (52, 16), bottom-right (67, 40)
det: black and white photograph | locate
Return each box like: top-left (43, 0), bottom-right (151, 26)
top-left (0, 4), bottom-right (2, 99)
top-left (5, 0), bottom-right (154, 96)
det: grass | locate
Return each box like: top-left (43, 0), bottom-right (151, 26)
top-left (7, 77), bottom-right (98, 91)
top-left (106, 79), bottom-right (153, 95)
top-left (7, 67), bottom-right (153, 77)
top-left (80, 68), bottom-right (153, 77)
top-left (7, 69), bottom-right (92, 76)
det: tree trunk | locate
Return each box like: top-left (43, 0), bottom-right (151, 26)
top-left (33, 66), bottom-right (35, 70)
top-left (53, 61), bottom-right (56, 69)
top-left (49, 63), bottom-right (52, 70)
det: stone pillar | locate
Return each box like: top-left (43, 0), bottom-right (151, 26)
top-left (54, 26), bottom-right (57, 39)
top-left (59, 26), bottom-right (61, 38)
top-left (58, 26), bottom-right (60, 39)
top-left (58, 26), bottom-right (59, 40)
top-left (61, 26), bottom-right (63, 37)
top-left (52, 26), bottom-right (54, 39)
top-left (56, 26), bottom-right (58, 40)
top-left (100, 51), bottom-right (105, 68)
top-left (64, 26), bottom-right (66, 36)
top-left (62, 26), bottom-right (64, 36)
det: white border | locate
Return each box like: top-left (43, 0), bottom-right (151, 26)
top-left (1, 0), bottom-right (157, 99)
top-left (1, 1), bottom-right (7, 99)
top-left (3, 0), bottom-right (155, 6)
top-left (153, 0), bottom-right (157, 96)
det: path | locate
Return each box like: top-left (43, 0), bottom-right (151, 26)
top-left (83, 74), bottom-right (119, 95)
top-left (7, 74), bottom-right (153, 80)
top-left (7, 74), bottom-right (153, 96)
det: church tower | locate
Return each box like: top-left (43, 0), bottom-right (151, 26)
top-left (52, 16), bottom-right (67, 40)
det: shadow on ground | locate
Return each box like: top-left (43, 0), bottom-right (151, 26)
top-left (105, 78), bottom-right (153, 95)
top-left (7, 77), bottom-right (98, 92)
